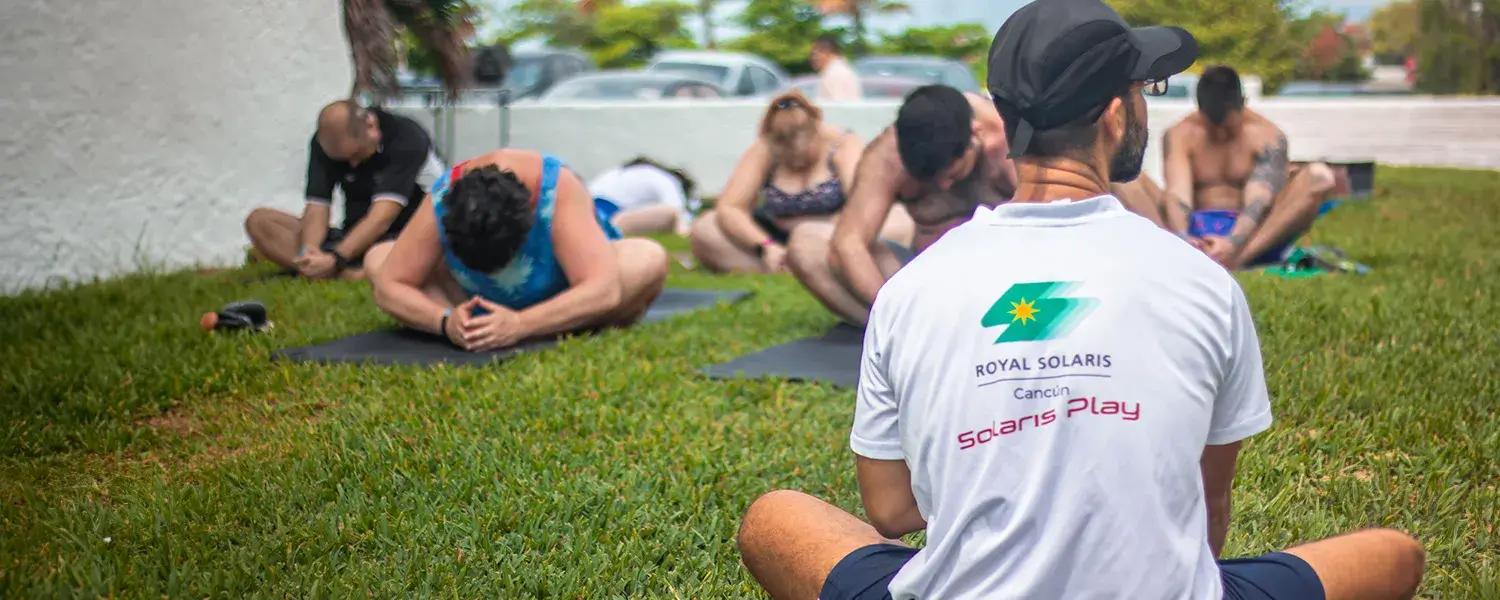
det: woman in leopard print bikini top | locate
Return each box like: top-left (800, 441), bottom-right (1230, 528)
top-left (689, 91), bottom-right (864, 273)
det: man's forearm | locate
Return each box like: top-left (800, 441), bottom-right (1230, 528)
top-left (300, 204), bottom-right (331, 251)
top-left (1206, 495), bottom-right (1231, 558)
top-left (1162, 190), bottom-right (1193, 234)
top-left (1225, 188), bottom-right (1272, 249)
top-left (376, 280), bottom-right (449, 334)
top-left (517, 279), bottom-right (621, 339)
top-left (333, 212), bottom-right (399, 260)
top-left (833, 236), bottom-right (887, 305)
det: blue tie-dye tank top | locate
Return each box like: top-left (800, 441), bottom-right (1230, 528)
top-left (431, 154), bottom-right (623, 310)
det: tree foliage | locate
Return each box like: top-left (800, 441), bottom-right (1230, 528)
top-left (722, 0), bottom-right (832, 73)
top-left (811, 0), bottom-right (910, 54)
top-left (498, 0), bottom-right (696, 68)
top-left (1292, 24), bottom-right (1370, 82)
top-left (1369, 0), bottom-right (1420, 64)
top-left (1414, 0), bottom-right (1500, 95)
top-left (876, 23), bottom-right (992, 83)
top-left (1106, 0), bottom-right (1310, 92)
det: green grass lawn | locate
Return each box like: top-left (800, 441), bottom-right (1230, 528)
top-left (2, 166), bottom-right (1497, 598)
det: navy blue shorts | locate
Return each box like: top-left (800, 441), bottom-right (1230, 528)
top-left (820, 545), bottom-right (1324, 600)
top-left (1220, 552), bottom-right (1326, 600)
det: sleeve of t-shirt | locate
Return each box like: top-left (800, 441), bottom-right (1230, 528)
top-left (305, 137), bottom-right (335, 205)
top-left (371, 127), bottom-right (435, 207)
top-left (1207, 280), bottom-right (1274, 445)
top-left (850, 309), bottom-right (905, 460)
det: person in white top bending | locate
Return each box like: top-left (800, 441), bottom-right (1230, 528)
top-left (734, 1), bottom-right (1426, 599)
top-left (810, 35), bottom-right (863, 102)
top-left (588, 157), bottom-right (697, 236)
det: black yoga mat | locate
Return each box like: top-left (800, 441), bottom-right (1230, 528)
top-left (273, 288), bottom-right (752, 367)
top-left (700, 323), bottom-right (866, 388)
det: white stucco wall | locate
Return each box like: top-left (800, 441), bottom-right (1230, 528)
top-left (0, 0), bottom-right (351, 293)
top-left (395, 97), bottom-right (1500, 200)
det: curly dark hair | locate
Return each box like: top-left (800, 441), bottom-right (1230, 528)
top-left (441, 164), bottom-right (534, 273)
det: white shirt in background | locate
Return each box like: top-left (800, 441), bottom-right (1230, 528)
top-left (818, 57), bottom-right (864, 101)
top-left (587, 164), bottom-right (693, 216)
top-left (851, 196), bottom-right (1273, 599)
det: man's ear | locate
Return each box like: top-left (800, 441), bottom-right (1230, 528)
top-left (1103, 97), bottom-right (1128, 142)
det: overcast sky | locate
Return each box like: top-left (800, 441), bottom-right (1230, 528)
top-left (482, 0), bottom-right (1396, 47)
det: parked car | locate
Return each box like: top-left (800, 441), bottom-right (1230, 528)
top-left (645, 50), bottom-right (789, 97)
top-left (538, 71), bottom-right (731, 102)
top-left (504, 49), bottom-right (595, 99)
top-left (787, 74), bottom-right (927, 100)
top-left (852, 56), bottom-right (981, 94)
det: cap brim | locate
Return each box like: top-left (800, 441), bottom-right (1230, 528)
top-left (1129, 26), bottom-right (1198, 81)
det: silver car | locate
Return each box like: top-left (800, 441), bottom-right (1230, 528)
top-left (645, 50), bottom-right (789, 98)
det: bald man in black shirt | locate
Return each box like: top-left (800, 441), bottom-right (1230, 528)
top-left (244, 100), bottom-right (444, 280)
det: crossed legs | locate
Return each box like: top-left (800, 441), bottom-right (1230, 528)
top-left (243, 207), bottom-right (365, 280)
top-left (689, 210), bottom-right (777, 273)
top-left (1231, 161), bottom-right (1335, 268)
top-left (737, 490), bottom-right (1425, 600)
top-left (785, 223), bottom-right (906, 327)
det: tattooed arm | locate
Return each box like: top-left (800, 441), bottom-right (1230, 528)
top-left (1225, 132), bottom-right (1289, 249)
top-left (1161, 126), bottom-right (1196, 235)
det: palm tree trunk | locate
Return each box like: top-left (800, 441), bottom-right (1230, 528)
top-left (699, 0), bottom-right (716, 48)
top-left (851, 8), bottom-right (865, 54)
top-left (344, 0), bottom-right (401, 101)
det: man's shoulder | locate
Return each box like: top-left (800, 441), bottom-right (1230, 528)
top-left (859, 128), bottom-right (901, 171)
top-left (1166, 115), bottom-right (1206, 141)
top-left (1244, 113), bottom-right (1286, 144)
top-left (379, 109), bottom-right (434, 149)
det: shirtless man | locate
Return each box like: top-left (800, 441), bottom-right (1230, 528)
top-left (786, 84), bottom-right (1167, 326)
top-left (1161, 65), bottom-right (1337, 270)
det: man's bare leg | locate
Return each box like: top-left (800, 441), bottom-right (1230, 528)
top-left (738, 490), bottom-right (899, 600)
top-left (786, 223), bottom-right (904, 327)
top-left (1111, 175), bottom-right (1168, 228)
top-left (594, 238), bottom-right (670, 326)
top-left (244, 208), bottom-right (302, 269)
top-left (1234, 162), bottom-right (1335, 268)
top-left (689, 210), bottom-right (767, 273)
top-left (611, 205), bottom-right (683, 236)
top-left (1282, 528), bottom-right (1426, 600)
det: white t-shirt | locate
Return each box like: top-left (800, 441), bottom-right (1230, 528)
top-left (587, 164), bottom-right (691, 215)
top-left (818, 57), bottom-right (864, 101)
top-left (851, 195), bottom-right (1272, 600)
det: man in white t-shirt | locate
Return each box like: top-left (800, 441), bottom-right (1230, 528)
top-left (735, 1), bottom-right (1427, 599)
top-left (588, 157), bottom-right (697, 236)
top-left (811, 35), bottom-right (863, 102)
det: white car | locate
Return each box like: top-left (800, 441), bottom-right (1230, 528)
top-left (645, 50), bottom-right (789, 98)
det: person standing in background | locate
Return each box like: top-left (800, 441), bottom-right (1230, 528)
top-left (810, 35), bottom-right (863, 101)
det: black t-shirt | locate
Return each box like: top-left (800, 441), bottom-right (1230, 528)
top-left (305, 109), bottom-right (439, 235)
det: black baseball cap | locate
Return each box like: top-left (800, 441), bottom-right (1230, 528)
top-left (987, 0), bottom-right (1198, 158)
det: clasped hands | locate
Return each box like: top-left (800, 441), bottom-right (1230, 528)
top-left (293, 249), bottom-right (339, 279)
top-left (442, 297), bottom-right (530, 352)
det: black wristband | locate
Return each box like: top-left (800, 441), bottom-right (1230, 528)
top-left (439, 311), bottom-right (450, 338)
top-left (330, 250), bottom-right (350, 271)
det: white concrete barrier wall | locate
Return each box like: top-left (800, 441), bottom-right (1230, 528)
top-left (0, 0), bottom-right (351, 294)
top-left (392, 97), bottom-right (1500, 199)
